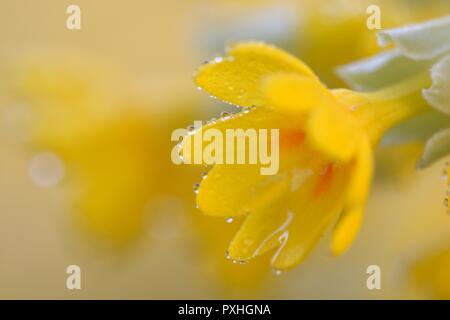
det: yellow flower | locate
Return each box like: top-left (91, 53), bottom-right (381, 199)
top-left (411, 243), bottom-right (450, 299)
top-left (13, 56), bottom-right (199, 245)
top-left (12, 55), bottom-right (273, 293)
top-left (186, 42), bottom-right (431, 270)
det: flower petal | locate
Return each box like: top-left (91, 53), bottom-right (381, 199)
top-left (306, 103), bottom-right (362, 162)
top-left (345, 136), bottom-right (373, 207)
top-left (227, 195), bottom-right (291, 261)
top-left (264, 73), bottom-right (334, 113)
top-left (330, 206), bottom-right (364, 256)
top-left (194, 42), bottom-right (317, 107)
top-left (197, 163), bottom-right (289, 217)
top-left (181, 107), bottom-right (296, 165)
top-left (330, 137), bottom-right (373, 255)
top-left (270, 166), bottom-right (347, 270)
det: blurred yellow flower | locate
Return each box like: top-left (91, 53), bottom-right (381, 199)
top-left (411, 243), bottom-right (450, 299)
top-left (187, 42), bottom-right (431, 270)
top-left (10, 54), bottom-right (274, 293)
top-left (12, 55), bottom-right (199, 246)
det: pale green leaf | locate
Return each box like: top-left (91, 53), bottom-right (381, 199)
top-left (337, 15), bottom-right (450, 91)
top-left (336, 49), bottom-right (435, 91)
top-left (423, 54), bottom-right (450, 115)
top-left (417, 128), bottom-right (450, 169)
top-left (378, 15), bottom-right (450, 60)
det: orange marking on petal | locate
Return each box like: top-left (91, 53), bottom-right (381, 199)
top-left (313, 164), bottom-right (334, 198)
top-left (280, 129), bottom-right (305, 151)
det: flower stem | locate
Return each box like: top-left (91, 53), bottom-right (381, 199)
top-left (358, 72), bottom-right (432, 145)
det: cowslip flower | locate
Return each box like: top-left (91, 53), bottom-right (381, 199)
top-left (12, 55), bottom-right (273, 292)
top-left (186, 42), bottom-right (431, 270)
top-left (338, 15), bottom-right (450, 169)
top-left (201, 0), bottom-right (450, 86)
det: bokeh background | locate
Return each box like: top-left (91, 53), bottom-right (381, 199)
top-left (0, 0), bottom-right (450, 299)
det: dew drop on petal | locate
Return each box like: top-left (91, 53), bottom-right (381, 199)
top-left (193, 182), bottom-right (200, 194)
top-left (242, 107), bottom-right (251, 114)
top-left (226, 217), bottom-right (234, 224)
top-left (272, 268), bottom-right (283, 276)
top-left (220, 111), bottom-right (231, 120)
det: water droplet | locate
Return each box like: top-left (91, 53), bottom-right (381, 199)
top-left (230, 258), bottom-right (248, 265)
top-left (186, 124), bottom-right (195, 132)
top-left (444, 198), bottom-right (449, 208)
top-left (223, 250), bottom-right (248, 264)
top-left (252, 211), bottom-right (293, 258)
top-left (214, 57), bottom-right (224, 63)
top-left (196, 86), bottom-right (203, 91)
top-left (226, 217), bottom-right (234, 224)
top-left (270, 231), bottom-right (289, 265)
top-left (193, 183), bottom-right (200, 194)
top-left (201, 172), bottom-right (208, 180)
top-left (272, 268), bottom-right (283, 276)
top-left (220, 111), bottom-right (231, 120)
